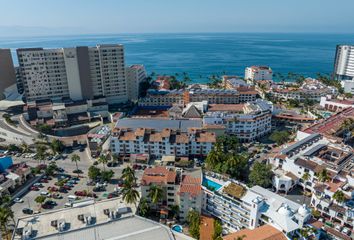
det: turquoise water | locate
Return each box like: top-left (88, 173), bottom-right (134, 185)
top-left (203, 177), bottom-right (222, 191)
top-left (172, 225), bottom-right (183, 233)
top-left (2, 33), bottom-right (354, 83)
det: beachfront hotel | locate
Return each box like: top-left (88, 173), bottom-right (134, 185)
top-left (202, 176), bottom-right (311, 237)
top-left (17, 44), bottom-right (128, 103)
top-left (244, 66), bottom-right (273, 82)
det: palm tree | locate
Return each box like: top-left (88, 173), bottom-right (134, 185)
top-left (122, 166), bottom-right (136, 184)
top-left (0, 207), bottom-right (14, 240)
top-left (71, 154), bottom-right (81, 176)
top-left (122, 182), bottom-right (140, 206)
top-left (317, 169), bottom-right (330, 183)
top-left (36, 144), bottom-right (47, 165)
top-left (20, 142), bottom-right (30, 153)
top-left (49, 139), bottom-right (63, 155)
top-left (138, 197), bottom-right (150, 217)
top-left (98, 154), bottom-right (108, 171)
top-left (333, 190), bottom-right (346, 204)
top-left (148, 185), bottom-right (163, 210)
top-left (234, 235), bottom-right (246, 240)
top-left (301, 172), bottom-right (310, 203)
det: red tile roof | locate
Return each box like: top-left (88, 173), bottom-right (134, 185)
top-left (141, 166), bottom-right (176, 186)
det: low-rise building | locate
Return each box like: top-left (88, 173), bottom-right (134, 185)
top-left (87, 125), bottom-right (111, 158)
top-left (202, 176), bottom-right (311, 237)
top-left (12, 198), bottom-right (175, 240)
top-left (245, 66), bottom-right (273, 82)
top-left (320, 96), bottom-right (354, 112)
top-left (23, 98), bottom-right (108, 127)
top-left (203, 99), bottom-right (273, 142)
top-left (270, 78), bottom-right (338, 102)
top-left (302, 107), bottom-right (354, 143)
top-left (269, 133), bottom-right (353, 193)
top-left (110, 119), bottom-right (216, 157)
top-left (139, 87), bottom-right (257, 107)
top-left (0, 162), bottom-right (31, 197)
top-left (140, 166), bottom-right (202, 221)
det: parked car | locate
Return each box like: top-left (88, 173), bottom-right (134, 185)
top-left (59, 187), bottom-right (68, 193)
top-left (40, 178), bottom-right (49, 183)
top-left (40, 191), bottom-right (50, 196)
top-left (14, 198), bottom-right (24, 203)
top-left (74, 191), bottom-right (87, 197)
top-left (342, 227), bottom-right (351, 236)
top-left (93, 186), bottom-right (105, 192)
top-left (45, 200), bottom-right (57, 206)
top-left (47, 186), bottom-right (58, 192)
top-left (107, 192), bottom-right (119, 199)
top-left (30, 186), bottom-right (39, 191)
top-left (33, 183), bottom-right (43, 188)
top-left (22, 208), bottom-right (33, 214)
top-left (52, 193), bottom-right (62, 199)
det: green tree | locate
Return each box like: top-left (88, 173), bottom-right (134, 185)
top-left (101, 170), bottom-right (114, 182)
top-left (122, 182), bottom-right (140, 206)
top-left (249, 162), bottom-right (273, 188)
top-left (35, 144), bottom-right (47, 165)
top-left (317, 169), bottom-right (330, 183)
top-left (187, 210), bottom-right (200, 239)
top-left (49, 139), bottom-right (64, 155)
top-left (138, 197), bottom-right (150, 217)
top-left (213, 219), bottom-right (223, 240)
top-left (20, 142), bottom-right (30, 153)
top-left (333, 190), bottom-right (346, 204)
top-left (0, 207), bottom-right (14, 240)
top-left (169, 205), bottom-right (179, 220)
top-left (269, 130), bottom-right (291, 145)
top-left (45, 162), bottom-right (58, 176)
top-left (148, 185), bottom-right (163, 209)
top-left (35, 195), bottom-right (46, 210)
top-left (122, 166), bottom-right (136, 184)
top-left (98, 154), bottom-right (108, 171)
top-left (71, 154), bottom-right (81, 176)
top-left (88, 165), bottom-right (101, 180)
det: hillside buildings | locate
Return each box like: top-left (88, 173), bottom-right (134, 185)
top-left (0, 49), bottom-right (17, 100)
top-left (334, 45), bottom-right (354, 80)
top-left (17, 44), bottom-right (128, 103)
top-left (245, 66), bottom-right (273, 82)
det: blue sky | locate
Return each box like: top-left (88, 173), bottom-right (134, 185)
top-left (0, 0), bottom-right (353, 36)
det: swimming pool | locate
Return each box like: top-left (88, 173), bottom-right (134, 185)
top-left (172, 225), bottom-right (183, 233)
top-left (202, 177), bottom-right (222, 191)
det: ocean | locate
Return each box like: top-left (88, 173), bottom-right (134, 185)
top-left (1, 33), bottom-right (354, 83)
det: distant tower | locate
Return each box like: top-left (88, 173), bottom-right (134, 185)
top-left (334, 45), bottom-right (354, 80)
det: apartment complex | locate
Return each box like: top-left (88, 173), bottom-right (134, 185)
top-left (202, 177), bottom-right (310, 236)
top-left (320, 96), bottom-right (354, 112)
top-left (126, 64), bottom-right (147, 101)
top-left (270, 78), bottom-right (337, 102)
top-left (244, 66), bottom-right (273, 81)
top-left (139, 88), bottom-right (257, 107)
top-left (334, 45), bottom-right (354, 80)
top-left (203, 99), bottom-right (273, 142)
top-left (111, 127), bottom-right (216, 158)
top-left (17, 44), bottom-right (128, 103)
top-left (140, 166), bottom-right (202, 221)
top-left (0, 49), bottom-right (17, 99)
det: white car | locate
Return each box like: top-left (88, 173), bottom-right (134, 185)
top-left (342, 227), bottom-right (351, 236)
top-left (13, 198), bottom-right (24, 203)
top-left (40, 191), bottom-right (50, 196)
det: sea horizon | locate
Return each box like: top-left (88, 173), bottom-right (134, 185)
top-left (2, 32), bottom-right (354, 83)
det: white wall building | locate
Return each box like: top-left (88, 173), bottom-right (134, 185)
top-left (334, 45), bottom-right (354, 80)
top-left (245, 66), bottom-right (273, 82)
top-left (17, 44), bottom-right (128, 103)
top-left (320, 96), bottom-right (354, 112)
top-left (202, 177), bottom-right (311, 236)
top-left (203, 99), bottom-right (273, 142)
top-left (341, 79), bottom-right (354, 94)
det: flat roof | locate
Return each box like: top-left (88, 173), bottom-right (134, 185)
top-left (13, 198), bottom-right (174, 240)
top-left (115, 118), bottom-right (202, 131)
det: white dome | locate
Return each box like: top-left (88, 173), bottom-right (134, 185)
top-left (298, 204), bottom-right (310, 216)
top-left (278, 204), bottom-right (293, 216)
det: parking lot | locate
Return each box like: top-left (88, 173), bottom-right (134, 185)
top-left (11, 163), bottom-right (144, 221)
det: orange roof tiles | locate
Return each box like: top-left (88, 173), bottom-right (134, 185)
top-left (223, 224), bottom-right (286, 240)
top-left (141, 166), bottom-right (176, 186)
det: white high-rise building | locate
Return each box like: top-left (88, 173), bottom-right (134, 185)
top-left (334, 45), bottom-right (354, 80)
top-left (125, 65), bottom-right (147, 101)
top-left (245, 66), bottom-right (273, 81)
top-left (17, 44), bottom-right (128, 103)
